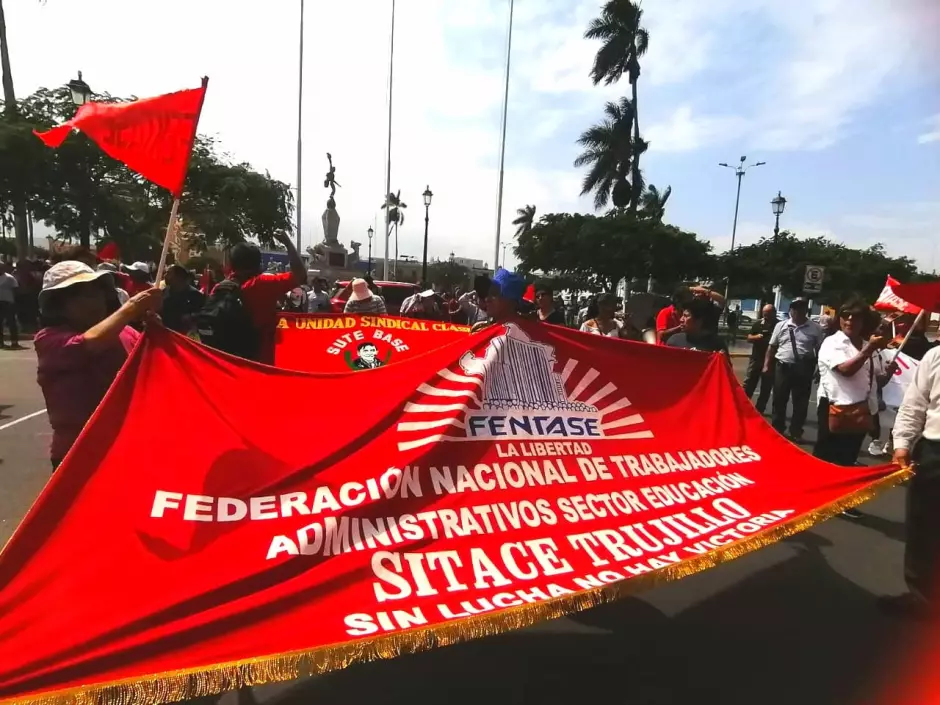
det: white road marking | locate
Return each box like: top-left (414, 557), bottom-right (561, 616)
top-left (0, 409), bottom-right (47, 431)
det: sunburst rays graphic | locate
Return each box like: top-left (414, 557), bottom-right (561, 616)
top-left (396, 325), bottom-right (654, 452)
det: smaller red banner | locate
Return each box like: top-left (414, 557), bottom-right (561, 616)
top-left (34, 81), bottom-right (208, 197)
top-left (274, 313), bottom-right (471, 372)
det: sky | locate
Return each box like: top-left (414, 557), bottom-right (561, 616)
top-left (5, 0), bottom-right (940, 272)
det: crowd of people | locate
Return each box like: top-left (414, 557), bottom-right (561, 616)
top-left (3, 239), bottom-right (939, 620)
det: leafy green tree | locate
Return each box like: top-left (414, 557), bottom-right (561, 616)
top-left (585, 0), bottom-right (649, 212)
top-left (1, 85), bottom-right (294, 258)
top-left (516, 210), bottom-right (712, 293)
top-left (426, 259), bottom-right (472, 292)
top-left (574, 98), bottom-right (639, 210)
top-left (0, 0), bottom-right (29, 258)
top-left (718, 232), bottom-right (925, 305)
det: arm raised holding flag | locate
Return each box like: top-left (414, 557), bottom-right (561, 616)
top-left (35, 78), bottom-right (210, 283)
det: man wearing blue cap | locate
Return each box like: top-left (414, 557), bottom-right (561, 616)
top-left (470, 268), bottom-right (526, 333)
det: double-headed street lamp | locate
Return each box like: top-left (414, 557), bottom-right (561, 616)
top-left (719, 156), bottom-right (765, 306)
top-left (771, 191), bottom-right (787, 242)
top-left (367, 226), bottom-right (374, 276)
top-left (421, 185), bottom-right (433, 284)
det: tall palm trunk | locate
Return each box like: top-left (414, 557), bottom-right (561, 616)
top-left (0, 0), bottom-right (30, 259)
top-left (629, 60), bottom-right (641, 214)
top-left (393, 222), bottom-right (399, 279)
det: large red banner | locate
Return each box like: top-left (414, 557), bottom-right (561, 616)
top-left (0, 322), bottom-right (905, 705)
top-left (274, 313), bottom-right (470, 372)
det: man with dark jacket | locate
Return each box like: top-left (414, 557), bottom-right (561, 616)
top-left (744, 304), bottom-right (777, 413)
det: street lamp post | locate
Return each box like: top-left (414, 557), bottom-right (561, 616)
top-left (771, 190), bottom-right (787, 242)
top-left (67, 71), bottom-right (92, 107)
top-left (719, 155), bottom-right (765, 306)
top-left (67, 72), bottom-right (94, 249)
top-left (367, 226), bottom-right (374, 276)
top-left (770, 191), bottom-right (787, 311)
top-left (421, 185), bottom-right (433, 284)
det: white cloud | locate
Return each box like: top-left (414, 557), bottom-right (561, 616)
top-left (917, 114), bottom-right (940, 144)
top-left (645, 105), bottom-right (747, 152)
top-left (644, 0), bottom-right (931, 153)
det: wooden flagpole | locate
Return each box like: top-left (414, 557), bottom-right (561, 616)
top-left (893, 309), bottom-right (926, 356)
top-left (153, 76), bottom-right (210, 287)
top-left (154, 197), bottom-right (182, 285)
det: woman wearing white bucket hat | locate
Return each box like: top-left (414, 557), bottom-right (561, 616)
top-left (343, 278), bottom-right (387, 314)
top-left (34, 260), bottom-right (162, 471)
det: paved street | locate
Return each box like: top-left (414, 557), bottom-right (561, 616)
top-left (0, 343), bottom-right (921, 704)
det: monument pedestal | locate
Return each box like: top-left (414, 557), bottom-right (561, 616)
top-left (305, 201), bottom-right (359, 271)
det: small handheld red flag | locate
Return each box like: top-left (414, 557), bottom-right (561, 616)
top-left (34, 80), bottom-right (208, 197)
top-left (875, 275), bottom-right (940, 314)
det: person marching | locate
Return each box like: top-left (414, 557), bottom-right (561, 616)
top-left (885, 342), bottom-right (940, 618)
top-left (744, 304), bottom-right (777, 413)
top-left (580, 293), bottom-right (624, 338)
top-left (34, 261), bottom-right (162, 470)
top-left (469, 268), bottom-right (525, 333)
top-left (343, 278), bottom-right (387, 315)
top-left (765, 298), bottom-right (825, 442)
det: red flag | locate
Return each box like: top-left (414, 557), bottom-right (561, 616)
top-left (523, 283), bottom-right (536, 303)
top-left (275, 313), bottom-right (471, 372)
top-left (875, 275), bottom-right (940, 314)
top-left (95, 241), bottom-right (120, 262)
top-left (34, 80), bottom-right (208, 197)
top-left (0, 323), bottom-right (906, 704)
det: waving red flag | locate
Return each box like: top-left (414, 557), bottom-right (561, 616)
top-left (34, 79), bottom-right (208, 197)
top-left (0, 323), bottom-right (906, 705)
top-left (875, 275), bottom-right (940, 314)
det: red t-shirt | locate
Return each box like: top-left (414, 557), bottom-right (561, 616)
top-left (655, 305), bottom-right (681, 344)
top-left (238, 272), bottom-right (296, 364)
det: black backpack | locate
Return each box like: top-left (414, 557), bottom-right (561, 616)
top-left (195, 279), bottom-right (261, 361)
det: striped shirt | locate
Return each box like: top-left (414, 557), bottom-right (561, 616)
top-left (344, 296), bottom-right (387, 314)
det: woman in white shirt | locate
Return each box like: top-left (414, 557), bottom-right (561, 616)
top-left (579, 293), bottom-right (623, 338)
top-left (814, 300), bottom-right (890, 470)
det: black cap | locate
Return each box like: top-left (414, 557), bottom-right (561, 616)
top-left (789, 297), bottom-right (809, 310)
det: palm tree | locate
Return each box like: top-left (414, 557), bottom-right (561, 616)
top-left (512, 204), bottom-right (536, 237)
top-left (639, 184), bottom-right (672, 222)
top-left (585, 0), bottom-right (649, 212)
top-left (574, 97), bottom-right (638, 210)
top-left (0, 0), bottom-right (29, 258)
top-left (381, 190), bottom-right (407, 277)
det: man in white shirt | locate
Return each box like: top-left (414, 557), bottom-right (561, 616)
top-left (885, 345), bottom-right (940, 618)
top-left (306, 278), bottom-right (331, 314)
top-left (764, 298), bottom-right (825, 442)
top-left (0, 262), bottom-right (21, 349)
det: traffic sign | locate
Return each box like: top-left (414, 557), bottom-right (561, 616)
top-left (803, 265), bottom-right (824, 294)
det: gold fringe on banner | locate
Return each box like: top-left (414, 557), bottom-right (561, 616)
top-left (2, 467), bottom-right (911, 705)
